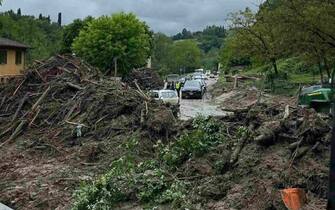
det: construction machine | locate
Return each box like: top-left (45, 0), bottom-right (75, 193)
top-left (298, 72), bottom-right (335, 114)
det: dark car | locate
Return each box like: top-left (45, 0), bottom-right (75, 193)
top-left (181, 80), bottom-right (204, 99)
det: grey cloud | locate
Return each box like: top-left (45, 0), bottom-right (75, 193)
top-left (0, 0), bottom-right (258, 34)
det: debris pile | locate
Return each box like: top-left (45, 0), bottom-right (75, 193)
top-left (0, 55), bottom-right (175, 209)
top-left (122, 67), bottom-right (164, 90)
top-left (0, 57), bottom-right (331, 209)
top-left (188, 103), bottom-right (330, 209)
top-left (0, 55), bottom-right (175, 145)
top-left (70, 100), bottom-right (331, 209)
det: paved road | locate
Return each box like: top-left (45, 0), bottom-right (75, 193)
top-left (180, 78), bottom-right (228, 120)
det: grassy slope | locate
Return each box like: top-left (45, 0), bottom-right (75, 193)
top-left (237, 57), bottom-right (321, 96)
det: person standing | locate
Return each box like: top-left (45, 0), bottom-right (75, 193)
top-left (175, 81), bottom-right (181, 97)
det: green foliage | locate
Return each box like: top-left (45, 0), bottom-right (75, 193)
top-left (172, 28), bottom-right (193, 40)
top-left (221, 0), bottom-right (335, 82)
top-left (151, 33), bottom-right (173, 75)
top-left (168, 40), bottom-right (201, 73)
top-left (72, 12), bottom-right (152, 75)
top-left (72, 137), bottom-right (139, 210)
top-left (201, 48), bottom-right (219, 71)
top-left (219, 32), bottom-right (251, 73)
top-left (72, 117), bottom-right (224, 209)
top-left (61, 16), bottom-right (94, 53)
top-left (159, 116), bottom-right (224, 167)
top-left (0, 10), bottom-right (62, 62)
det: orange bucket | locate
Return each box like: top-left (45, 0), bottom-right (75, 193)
top-left (280, 188), bottom-right (307, 210)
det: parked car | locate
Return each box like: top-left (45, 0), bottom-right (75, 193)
top-left (194, 69), bottom-right (204, 74)
top-left (166, 74), bottom-right (179, 82)
top-left (179, 77), bottom-right (186, 85)
top-left (149, 90), bottom-right (179, 105)
top-left (181, 80), bottom-right (204, 99)
top-left (194, 73), bottom-right (206, 80)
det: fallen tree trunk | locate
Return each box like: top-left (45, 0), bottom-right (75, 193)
top-left (31, 86), bottom-right (51, 112)
top-left (0, 120), bottom-right (27, 148)
top-left (11, 93), bottom-right (29, 123)
top-left (255, 121), bottom-right (283, 146)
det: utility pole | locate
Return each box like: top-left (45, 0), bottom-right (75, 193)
top-left (114, 57), bottom-right (118, 77)
top-left (328, 103), bottom-right (335, 209)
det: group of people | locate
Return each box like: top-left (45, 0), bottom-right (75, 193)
top-left (165, 81), bottom-right (182, 97)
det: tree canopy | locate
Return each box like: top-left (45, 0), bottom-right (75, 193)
top-left (0, 10), bottom-right (62, 62)
top-left (168, 40), bottom-right (201, 73)
top-left (72, 12), bottom-right (152, 75)
top-left (61, 16), bottom-right (94, 53)
top-left (220, 0), bottom-right (335, 81)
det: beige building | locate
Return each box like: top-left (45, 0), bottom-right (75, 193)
top-left (0, 38), bottom-right (29, 83)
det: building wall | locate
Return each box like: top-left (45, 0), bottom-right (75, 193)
top-left (0, 49), bottom-right (25, 77)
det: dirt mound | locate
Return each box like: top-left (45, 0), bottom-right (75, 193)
top-left (189, 105), bottom-right (330, 209)
top-left (122, 67), bottom-right (164, 90)
top-left (216, 88), bottom-right (296, 112)
top-left (69, 99), bottom-right (331, 209)
top-left (0, 55), bottom-right (175, 209)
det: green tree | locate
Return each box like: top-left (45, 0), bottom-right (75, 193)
top-left (0, 10), bottom-right (62, 62)
top-left (72, 12), bottom-right (152, 75)
top-left (168, 40), bottom-right (201, 73)
top-left (270, 0), bottom-right (335, 78)
top-left (201, 48), bottom-right (219, 70)
top-left (219, 31), bottom-right (251, 74)
top-left (61, 16), bottom-right (93, 53)
top-left (227, 7), bottom-right (284, 74)
top-left (151, 33), bottom-right (173, 75)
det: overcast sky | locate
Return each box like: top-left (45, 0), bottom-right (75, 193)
top-left (0, 0), bottom-right (261, 35)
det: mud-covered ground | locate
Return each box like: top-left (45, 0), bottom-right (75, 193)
top-left (180, 78), bottom-right (229, 120)
top-left (0, 71), bottom-right (331, 210)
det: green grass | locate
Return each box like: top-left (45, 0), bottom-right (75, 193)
top-left (289, 73), bottom-right (319, 84)
top-left (222, 57), bottom-right (322, 96)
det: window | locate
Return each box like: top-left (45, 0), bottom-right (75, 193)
top-left (0, 50), bottom-right (7, 65)
top-left (16, 50), bottom-right (22, 65)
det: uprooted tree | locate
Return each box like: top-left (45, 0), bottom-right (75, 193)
top-left (72, 12), bottom-right (153, 76)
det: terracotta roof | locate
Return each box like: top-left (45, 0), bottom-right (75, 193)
top-left (0, 37), bottom-right (29, 49)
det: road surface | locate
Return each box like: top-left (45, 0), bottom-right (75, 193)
top-left (180, 78), bottom-right (228, 120)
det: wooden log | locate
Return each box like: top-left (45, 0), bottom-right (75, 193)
top-left (29, 107), bottom-right (41, 127)
top-left (0, 120), bottom-right (27, 148)
top-left (33, 69), bottom-right (47, 83)
top-left (134, 80), bottom-right (150, 101)
top-left (233, 76), bottom-right (238, 89)
top-left (64, 103), bottom-right (77, 121)
top-left (12, 78), bottom-right (26, 96)
top-left (0, 121), bottom-right (20, 139)
top-left (66, 82), bottom-right (84, 90)
top-left (295, 146), bottom-right (310, 159)
top-left (289, 139), bottom-right (303, 150)
top-left (11, 93), bottom-right (29, 123)
top-left (255, 121), bottom-right (282, 146)
top-left (31, 86), bottom-right (51, 112)
top-left (0, 96), bottom-right (7, 110)
top-left (230, 134), bottom-right (249, 164)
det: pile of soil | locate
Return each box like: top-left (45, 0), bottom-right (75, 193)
top-left (122, 67), bottom-right (164, 90)
top-left (178, 103), bottom-right (330, 209)
top-left (216, 88), bottom-right (296, 111)
top-left (70, 99), bottom-right (331, 209)
top-left (0, 55), bottom-right (176, 209)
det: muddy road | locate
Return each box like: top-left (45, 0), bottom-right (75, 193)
top-left (180, 78), bottom-right (228, 120)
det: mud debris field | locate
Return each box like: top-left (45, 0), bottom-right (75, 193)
top-left (0, 55), bottom-right (332, 209)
